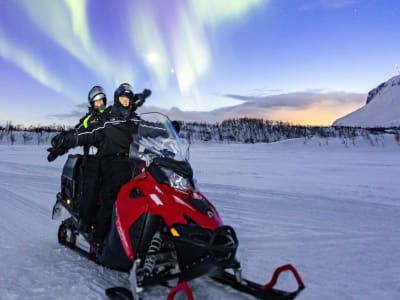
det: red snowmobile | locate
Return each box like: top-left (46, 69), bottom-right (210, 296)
top-left (52, 112), bottom-right (305, 300)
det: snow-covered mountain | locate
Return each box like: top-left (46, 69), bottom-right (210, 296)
top-left (333, 75), bottom-right (400, 128)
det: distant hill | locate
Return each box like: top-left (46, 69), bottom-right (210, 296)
top-left (333, 75), bottom-right (400, 128)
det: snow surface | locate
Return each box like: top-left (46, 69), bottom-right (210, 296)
top-left (0, 137), bottom-right (399, 300)
top-left (333, 75), bottom-right (400, 128)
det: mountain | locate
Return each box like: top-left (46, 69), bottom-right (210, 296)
top-left (333, 75), bottom-right (400, 128)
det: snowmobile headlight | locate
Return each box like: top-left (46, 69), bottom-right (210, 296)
top-left (161, 167), bottom-right (194, 193)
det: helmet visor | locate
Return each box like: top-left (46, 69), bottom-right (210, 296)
top-left (92, 93), bottom-right (106, 102)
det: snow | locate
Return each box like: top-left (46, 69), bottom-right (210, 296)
top-left (0, 137), bottom-right (400, 300)
top-left (333, 75), bottom-right (400, 128)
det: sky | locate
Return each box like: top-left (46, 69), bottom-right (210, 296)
top-left (0, 0), bottom-right (399, 126)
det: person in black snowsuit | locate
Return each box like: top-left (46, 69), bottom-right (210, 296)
top-left (75, 86), bottom-right (108, 233)
top-left (48, 86), bottom-right (108, 232)
top-left (48, 83), bottom-right (151, 244)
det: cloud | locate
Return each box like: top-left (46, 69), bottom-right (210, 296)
top-left (222, 91), bottom-right (365, 109)
top-left (213, 91), bottom-right (365, 125)
top-left (48, 103), bottom-right (88, 120)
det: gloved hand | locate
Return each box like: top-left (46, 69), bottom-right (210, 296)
top-left (51, 132), bottom-right (65, 148)
top-left (47, 146), bottom-right (68, 162)
top-left (47, 130), bottom-right (77, 162)
top-left (133, 89), bottom-right (151, 110)
top-left (51, 130), bottom-right (78, 149)
top-left (142, 89), bottom-right (151, 99)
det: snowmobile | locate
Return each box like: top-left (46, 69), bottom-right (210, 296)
top-left (52, 112), bottom-right (305, 300)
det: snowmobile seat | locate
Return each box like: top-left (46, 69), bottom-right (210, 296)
top-left (61, 154), bottom-right (82, 200)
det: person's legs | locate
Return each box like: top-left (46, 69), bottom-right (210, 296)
top-left (94, 157), bottom-right (131, 242)
top-left (79, 156), bottom-right (100, 231)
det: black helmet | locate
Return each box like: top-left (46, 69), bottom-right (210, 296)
top-left (114, 83), bottom-right (134, 106)
top-left (88, 85), bottom-right (107, 108)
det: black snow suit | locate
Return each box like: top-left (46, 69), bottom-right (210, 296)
top-left (75, 108), bottom-right (106, 231)
top-left (77, 105), bottom-right (140, 242)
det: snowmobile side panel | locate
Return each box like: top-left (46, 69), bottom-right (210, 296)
top-left (61, 154), bottom-right (82, 200)
top-left (99, 207), bottom-right (134, 270)
top-left (115, 179), bottom-right (151, 260)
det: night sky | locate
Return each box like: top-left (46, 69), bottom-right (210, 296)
top-left (0, 0), bottom-right (399, 126)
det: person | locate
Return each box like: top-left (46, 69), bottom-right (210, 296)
top-left (75, 86), bottom-right (108, 233)
top-left (76, 85), bottom-right (107, 132)
top-left (48, 83), bottom-right (151, 245)
top-left (46, 86), bottom-right (107, 162)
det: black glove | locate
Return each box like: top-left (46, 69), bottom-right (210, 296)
top-left (51, 130), bottom-right (77, 149)
top-left (142, 89), bottom-right (151, 99)
top-left (47, 147), bottom-right (58, 162)
top-left (47, 131), bottom-right (77, 162)
top-left (133, 89), bottom-right (151, 109)
top-left (51, 132), bottom-right (65, 148)
top-left (47, 146), bottom-right (68, 162)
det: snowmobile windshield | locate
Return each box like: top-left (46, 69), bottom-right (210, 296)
top-left (131, 112), bottom-right (189, 162)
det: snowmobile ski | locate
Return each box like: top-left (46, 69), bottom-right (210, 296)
top-left (210, 264), bottom-right (305, 300)
top-left (105, 265), bottom-right (304, 300)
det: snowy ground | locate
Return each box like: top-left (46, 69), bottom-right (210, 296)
top-left (0, 136), bottom-right (399, 300)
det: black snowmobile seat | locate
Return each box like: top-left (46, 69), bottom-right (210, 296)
top-left (61, 154), bottom-right (82, 199)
